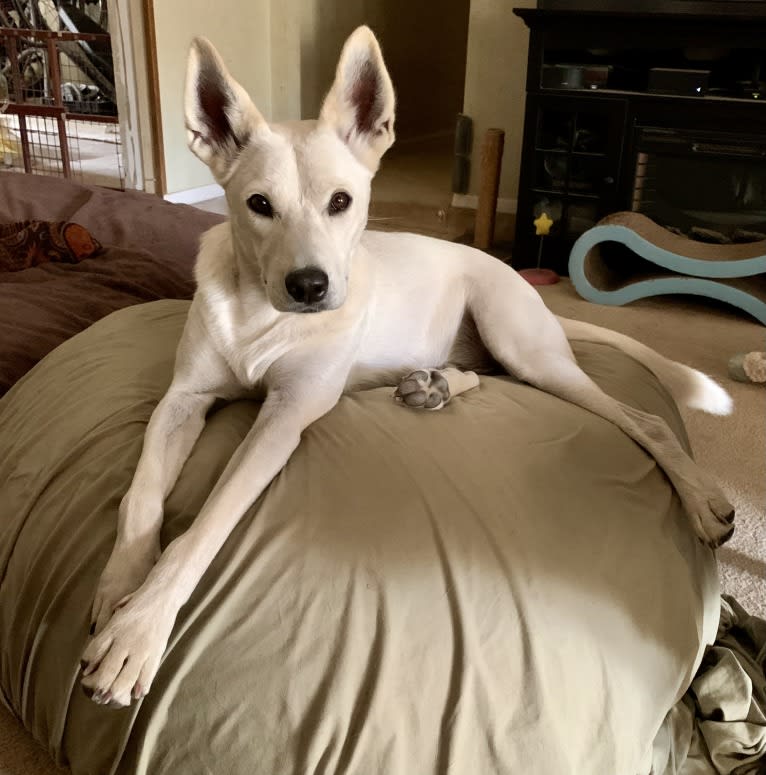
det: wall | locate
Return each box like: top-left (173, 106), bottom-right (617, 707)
top-left (459, 0), bottom-right (535, 209)
top-left (110, 0), bottom-right (154, 191)
top-left (298, 0), bottom-right (385, 122)
top-left (145, 0), bottom-right (471, 195)
top-left (152, 0), bottom-right (273, 194)
top-left (298, 0), bottom-right (470, 141)
top-left (374, 0), bottom-right (471, 142)
top-left (269, 0), bottom-right (302, 122)
top-left (148, 0), bottom-right (372, 195)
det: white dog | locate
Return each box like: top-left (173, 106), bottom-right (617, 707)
top-left (81, 26), bottom-right (734, 707)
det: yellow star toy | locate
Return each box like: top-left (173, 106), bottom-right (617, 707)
top-left (534, 212), bottom-right (554, 236)
top-left (518, 211), bottom-right (559, 286)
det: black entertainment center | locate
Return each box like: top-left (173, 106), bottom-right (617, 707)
top-left (512, 2), bottom-right (766, 274)
top-left (537, 0), bottom-right (766, 13)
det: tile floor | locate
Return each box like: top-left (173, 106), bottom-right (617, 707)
top-left (0, 116), bottom-right (123, 188)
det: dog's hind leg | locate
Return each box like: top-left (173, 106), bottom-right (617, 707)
top-left (468, 268), bottom-right (734, 547)
top-left (394, 367), bottom-right (480, 410)
top-left (518, 354), bottom-right (734, 547)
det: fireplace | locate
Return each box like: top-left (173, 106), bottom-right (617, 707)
top-left (632, 127), bottom-right (766, 244)
top-left (512, 7), bottom-right (766, 274)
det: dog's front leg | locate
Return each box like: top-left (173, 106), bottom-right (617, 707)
top-left (81, 375), bottom-right (345, 707)
top-left (91, 389), bottom-right (216, 634)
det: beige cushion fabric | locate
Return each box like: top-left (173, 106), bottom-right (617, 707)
top-left (0, 300), bottom-right (718, 774)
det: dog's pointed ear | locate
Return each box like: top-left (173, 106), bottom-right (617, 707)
top-left (184, 37), bottom-right (265, 181)
top-left (319, 26), bottom-right (395, 172)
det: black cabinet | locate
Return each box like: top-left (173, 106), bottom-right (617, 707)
top-left (516, 94), bottom-right (626, 273)
top-left (511, 8), bottom-right (766, 274)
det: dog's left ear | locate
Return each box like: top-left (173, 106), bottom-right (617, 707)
top-left (320, 26), bottom-right (395, 172)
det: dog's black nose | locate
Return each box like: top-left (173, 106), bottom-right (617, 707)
top-left (285, 267), bottom-right (329, 304)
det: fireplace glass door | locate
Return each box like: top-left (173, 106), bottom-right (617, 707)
top-left (632, 127), bottom-right (766, 243)
top-left (529, 96), bottom-right (625, 244)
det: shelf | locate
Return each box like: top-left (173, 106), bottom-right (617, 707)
top-left (538, 87), bottom-right (765, 105)
top-left (532, 187), bottom-right (566, 197)
top-left (532, 188), bottom-right (601, 201)
top-left (535, 148), bottom-right (608, 158)
top-left (567, 190), bottom-right (603, 200)
top-left (515, 9), bottom-right (766, 22)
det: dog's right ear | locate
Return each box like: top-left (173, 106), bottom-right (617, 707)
top-left (184, 37), bottom-right (265, 182)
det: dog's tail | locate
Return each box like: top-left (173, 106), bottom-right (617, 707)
top-left (557, 316), bottom-right (733, 416)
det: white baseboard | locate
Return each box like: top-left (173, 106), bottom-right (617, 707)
top-left (451, 193), bottom-right (517, 214)
top-left (164, 183), bottom-right (224, 205)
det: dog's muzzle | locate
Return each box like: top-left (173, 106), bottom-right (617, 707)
top-left (285, 267), bottom-right (329, 306)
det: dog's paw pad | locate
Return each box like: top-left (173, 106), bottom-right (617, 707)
top-left (394, 369), bottom-right (450, 411)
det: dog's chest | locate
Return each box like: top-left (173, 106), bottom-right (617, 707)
top-left (219, 314), bottom-right (301, 386)
top-left (207, 295), bottom-right (341, 388)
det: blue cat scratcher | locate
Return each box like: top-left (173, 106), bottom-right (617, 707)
top-left (568, 212), bottom-right (766, 326)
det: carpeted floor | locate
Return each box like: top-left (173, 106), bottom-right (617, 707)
top-left (0, 281), bottom-right (763, 775)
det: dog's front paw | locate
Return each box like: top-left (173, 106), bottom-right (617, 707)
top-left (81, 594), bottom-right (173, 708)
top-left (394, 369), bottom-right (450, 410)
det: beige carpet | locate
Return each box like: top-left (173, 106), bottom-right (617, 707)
top-left (0, 281), bottom-right (763, 775)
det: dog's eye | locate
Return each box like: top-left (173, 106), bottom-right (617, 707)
top-left (328, 191), bottom-right (352, 215)
top-left (247, 194), bottom-right (273, 218)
